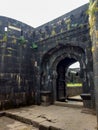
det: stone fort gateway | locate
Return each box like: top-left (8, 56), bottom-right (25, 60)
top-left (0, 2), bottom-right (96, 114)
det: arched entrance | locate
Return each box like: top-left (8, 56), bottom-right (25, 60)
top-left (40, 45), bottom-right (90, 104)
top-left (56, 57), bottom-right (79, 102)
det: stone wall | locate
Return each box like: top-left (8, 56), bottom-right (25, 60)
top-left (0, 16), bottom-right (36, 109)
top-left (34, 4), bottom-right (88, 42)
top-left (66, 87), bottom-right (82, 97)
top-left (0, 3), bottom-right (95, 109)
top-left (89, 0), bottom-right (98, 127)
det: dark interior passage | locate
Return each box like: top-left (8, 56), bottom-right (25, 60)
top-left (56, 57), bottom-right (82, 102)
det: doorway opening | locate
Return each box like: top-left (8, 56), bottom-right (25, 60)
top-left (56, 58), bottom-right (83, 104)
top-left (66, 61), bottom-right (82, 102)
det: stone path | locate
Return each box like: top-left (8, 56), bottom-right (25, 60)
top-left (0, 116), bottom-right (38, 130)
top-left (3, 105), bottom-right (97, 130)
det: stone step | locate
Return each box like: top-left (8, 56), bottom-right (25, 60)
top-left (55, 101), bottom-right (83, 108)
top-left (3, 112), bottom-right (63, 130)
top-left (0, 116), bottom-right (39, 130)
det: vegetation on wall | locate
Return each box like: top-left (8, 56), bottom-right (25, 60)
top-left (31, 42), bottom-right (38, 49)
top-left (65, 18), bottom-right (71, 30)
top-left (88, 0), bottom-right (98, 36)
top-left (67, 83), bottom-right (82, 87)
top-left (18, 36), bottom-right (27, 45)
top-left (3, 33), bottom-right (7, 42)
top-left (0, 33), bottom-right (7, 43)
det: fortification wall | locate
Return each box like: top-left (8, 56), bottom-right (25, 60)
top-left (0, 16), bottom-right (36, 109)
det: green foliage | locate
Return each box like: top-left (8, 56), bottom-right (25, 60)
top-left (65, 18), bottom-right (71, 30)
top-left (0, 33), bottom-right (7, 43)
top-left (3, 33), bottom-right (7, 42)
top-left (51, 29), bottom-right (56, 36)
top-left (67, 83), bottom-right (82, 87)
top-left (87, 0), bottom-right (98, 35)
top-left (31, 42), bottom-right (38, 49)
top-left (18, 36), bottom-right (26, 45)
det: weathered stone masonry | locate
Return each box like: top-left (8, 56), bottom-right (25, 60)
top-left (0, 16), bottom-right (35, 108)
top-left (90, 0), bottom-right (98, 128)
top-left (0, 3), bottom-right (96, 111)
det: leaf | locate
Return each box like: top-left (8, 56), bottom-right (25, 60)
top-left (32, 43), bottom-right (38, 49)
top-left (18, 36), bottom-right (26, 45)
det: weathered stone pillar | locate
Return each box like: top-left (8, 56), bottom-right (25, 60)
top-left (89, 0), bottom-right (98, 128)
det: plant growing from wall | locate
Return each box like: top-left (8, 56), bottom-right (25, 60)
top-left (3, 33), bottom-right (7, 42)
top-left (51, 27), bottom-right (56, 36)
top-left (87, 0), bottom-right (98, 36)
top-left (0, 33), bottom-right (7, 43)
top-left (65, 18), bottom-right (71, 30)
top-left (11, 36), bottom-right (17, 44)
top-left (31, 42), bottom-right (38, 49)
top-left (18, 36), bottom-right (27, 45)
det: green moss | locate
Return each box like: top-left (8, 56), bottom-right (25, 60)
top-left (88, 0), bottom-right (98, 36)
top-left (65, 18), bottom-right (71, 30)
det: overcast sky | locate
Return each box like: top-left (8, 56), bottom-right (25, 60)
top-left (0, 0), bottom-right (89, 27)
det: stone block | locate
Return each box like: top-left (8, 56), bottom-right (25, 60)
top-left (39, 124), bottom-right (49, 130)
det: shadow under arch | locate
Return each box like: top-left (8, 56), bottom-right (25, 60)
top-left (40, 45), bottom-right (90, 104)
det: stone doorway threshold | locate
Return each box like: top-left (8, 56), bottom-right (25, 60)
top-left (55, 95), bottom-right (83, 108)
top-left (55, 100), bottom-right (83, 108)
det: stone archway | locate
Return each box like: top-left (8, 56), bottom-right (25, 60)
top-left (56, 57), bottom-right (78, 102)
top-left (40, 45), bottom-right (91, 105)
